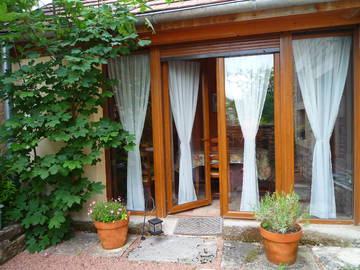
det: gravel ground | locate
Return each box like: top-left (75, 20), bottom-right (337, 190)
top-left (0, 236), bottom-right (224, 270)
top-left (0, 252), bottom-right (197, 270)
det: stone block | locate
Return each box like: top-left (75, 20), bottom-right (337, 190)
top-left (0, 224), bottom-right (24, 242)
top-left (41, 233), bottom-right (98, 255)
top-left (312, 246), bottom-right (360, 270)
top-left (128, 236), bottom-right (217, 264)
top-left (222, 241), bottom-right (318, 270)
top-left (87, 235), bottom-right (137, 257)
top-left (0, 233), bottom-right (25, 265)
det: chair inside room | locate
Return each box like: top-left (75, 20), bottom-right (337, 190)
top-left (209, 137), bottom-right (220, 198)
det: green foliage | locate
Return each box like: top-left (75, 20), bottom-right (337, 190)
top-left (254, 191), bottom-right (308, 234)
top-left (0, 0), bottom-right (153, 252)
top-left (89, 198), bottom-right (127, 223)
top-left (0, 157), bottom-right (17, 205)
top-left (260, 70), bottom-right (274, 125)
top-left (277, 264), bottom-right (288, 270)
top-left (0, 155), bottom-right (18, 227)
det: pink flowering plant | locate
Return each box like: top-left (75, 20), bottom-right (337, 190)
top-left (88, 197), bottom-right (127, 223)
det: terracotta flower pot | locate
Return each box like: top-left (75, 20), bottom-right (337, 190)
top-left (94, 216), bottom-right (129, 249)
top-left (259, 224), bottom-right (302, 265)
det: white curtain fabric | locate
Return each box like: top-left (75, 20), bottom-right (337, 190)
top-left (108, 54), bottom-right (150, 211)
top-left (168, 61), bottom-right (200, 205)
top-left (293, 36), bottom-right (351, 219)
top-left (225, 54), bottom-right (273, 212)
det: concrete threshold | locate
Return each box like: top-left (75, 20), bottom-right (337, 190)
top-left (129, 216), bottom-right (360, 247)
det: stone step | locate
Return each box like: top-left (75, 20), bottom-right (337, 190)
top-left (128, 216), bottom-right (360, 247)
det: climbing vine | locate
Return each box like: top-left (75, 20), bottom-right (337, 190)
top-left (0, 0), bottom-right (157, 252)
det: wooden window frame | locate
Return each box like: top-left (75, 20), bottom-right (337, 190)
top-left (162, 61), bottom-right (213, 214)
top-left (217, 51), bottom-right (282, 219)
top-left (290, 29), bottom-right (359, 225)
top-left (103, 27), bottom-right (360, 224)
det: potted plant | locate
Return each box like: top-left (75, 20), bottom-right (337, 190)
top-left (88, 198), bottom-right (129, 249)
top-left (254, 191), bottom-right (307, 265)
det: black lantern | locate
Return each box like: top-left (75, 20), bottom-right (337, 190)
top-left (148, 218), bottom-right (163, 235)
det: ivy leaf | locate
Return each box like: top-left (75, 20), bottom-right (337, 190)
top-left (49, 211), bottom-right (66, 229)
top-left (63, 160), bottom-right (82, 170)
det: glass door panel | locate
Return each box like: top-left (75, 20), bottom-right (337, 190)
top-left (293, 36), bottom-right (353, 220)
top-left (224, 54), bottom-right (275, 213)
top-left (164, 61), bottom-right (212, 213)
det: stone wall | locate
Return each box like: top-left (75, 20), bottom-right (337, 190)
top-left (0, 224), bottom-right (25, 265)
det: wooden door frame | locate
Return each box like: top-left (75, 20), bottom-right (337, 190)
top-left (104, 26), bottom-right (360, 223)
top-left (354, 26), bottom-right (360, 225)
top-left (162, 61), bottom-right (212, 214)
top-left (217, 52), bottom-right (282, 219)
top-left (289, 29), bottom-right (358, 225)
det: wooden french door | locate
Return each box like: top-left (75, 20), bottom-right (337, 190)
top-left (216, 53), bottom-right (282, 218)
top-left (162, 62), bottom-right (212, 214)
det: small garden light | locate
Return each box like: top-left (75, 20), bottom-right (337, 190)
top-left (148, 218), bottom-right (163, 236)
top-left (141, 195), bottom-right (164, 240)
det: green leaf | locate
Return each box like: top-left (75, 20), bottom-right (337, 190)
top-left (138, 39), bottom-right (151, 47)
top-left (49, 211), bottom-right (66, 229)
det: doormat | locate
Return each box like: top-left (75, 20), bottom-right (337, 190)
top-left (174, 217), bottom-right (223, 236)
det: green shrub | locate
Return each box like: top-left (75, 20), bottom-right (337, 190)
top-left (0, 178), bottom-right (16, 206)
top-left (0, 155), bottom-right (18, 227)
top-left (254, 191), bottom-right (307, 234)
top-left (89, 198), bottom-right (127, 223)
top-left (0, 0), bottom-right (157, 252)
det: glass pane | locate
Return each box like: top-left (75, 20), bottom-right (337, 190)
top-left (110, 96), bottom-right (155, 211)
top-left (293, 41), bottom-right (353, 220)
top-left (225, 54), bottom-right (275, 212)
top-left (171, 68), bottom-right (206, 206)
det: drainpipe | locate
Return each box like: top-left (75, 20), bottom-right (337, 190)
top-left (1, 44), bottom-right (11, 121)
top-left (137, 0), bottom-right (335, 24)
top-left (0, 44), bottom-right (10, 229)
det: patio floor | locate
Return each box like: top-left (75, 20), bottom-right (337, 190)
top-left (2, 216), bottom-right (360, 270)
top-left (2, 231), bottom-right (360, 270)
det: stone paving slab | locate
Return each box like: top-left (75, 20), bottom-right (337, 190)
top-left (87, 235), bottom-right (137, 257)
top-left (243, 246), bottom-right (319, 270)
top-left (128, 236), bottom-right (217, 264)
top-left (41, 233), bottom-right (98, 255)
top-left (221, 241), bottom-right (319, 270)
top-left (312, 246), bottom-right (360, 270)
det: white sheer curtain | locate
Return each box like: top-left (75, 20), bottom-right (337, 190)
top-left (293, 36), bottom-right (351, 219)
top-left (108, 54), bottom-right (150, 211)
top-left (168, 61), bottom-right (200, 205)
top-left (225, 54), bottom-right (273, 212)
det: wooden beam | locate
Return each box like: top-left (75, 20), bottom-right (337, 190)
top-left (201, 63), bottom-right (212, 202)
top-left (150, 47), bottom-right (167, 218)
top-left (161, 62), bottom-right (174, 212)
top-left (216, 58), bottom-right (229, 216)
top-left (138, 0), bottom-right (360, 35)
top-left (140, 7), bottom-right (360, 46)
top-left (354, 26), bottom-right (360, 225)
top-left (274, 53), bottom-right (282, 193)
top-left (101, 63), bottom-right (114, 200)
top-left (280, 33), bottom-right (295, 193)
